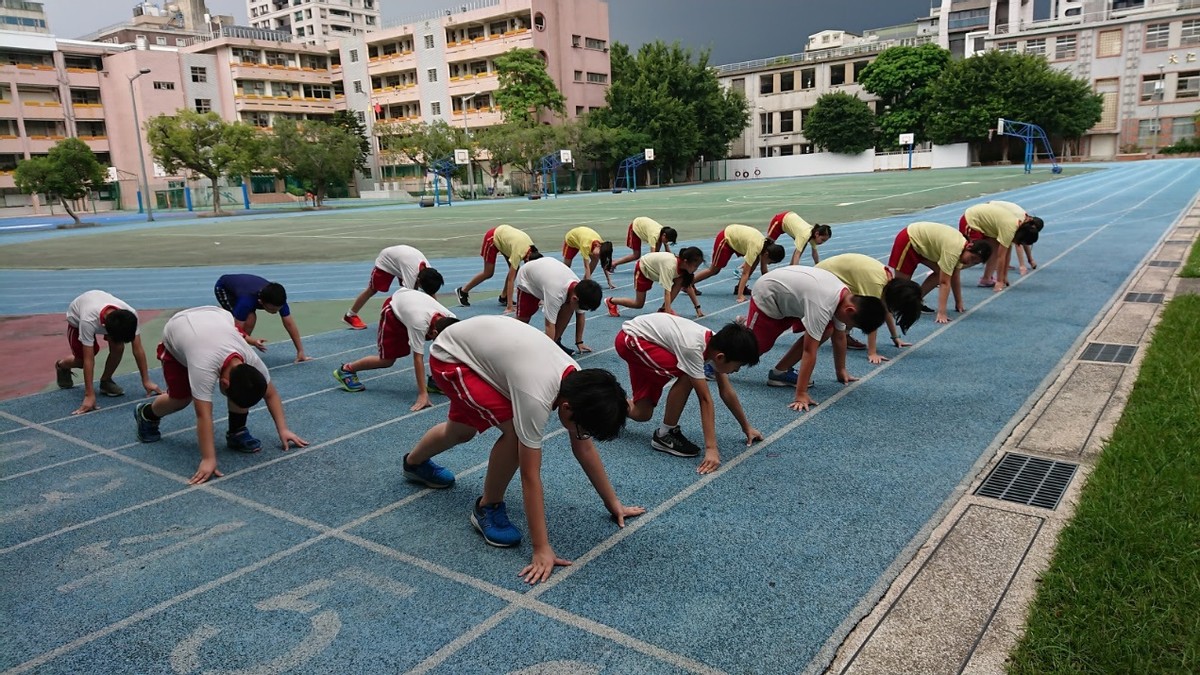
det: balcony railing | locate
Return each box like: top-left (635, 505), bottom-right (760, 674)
top-left (383, 0), bottom-right (501, 29)
top-left (715, 35), bottom-right (933, 75)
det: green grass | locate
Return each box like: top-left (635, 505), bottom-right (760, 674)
top-left (1007, 295), bottom-right (1200, 675)
top-left (1182, 236), bottom-right (1200, 278)
top-left (0, 166), bottom-right (1088, 269)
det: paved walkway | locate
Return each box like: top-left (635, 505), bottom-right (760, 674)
top-left (824, 197), bottom-right (1200, 674)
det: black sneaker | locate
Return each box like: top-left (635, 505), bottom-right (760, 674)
top-left (456, 286), bottom-right (470, 307)
top-left (555, 340), bottom-right (575, 355)
top-left (651, 427), bottom-right (701, 458)
top-left (920, 303), bottom-right (935, 313)
top-left (498, 295), bottom-right (507, 306)
top-left (693, 288), bottom-right (703, 296)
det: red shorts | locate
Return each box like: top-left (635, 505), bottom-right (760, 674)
top-left (562, 242), bottom-right (579, 265)
top-left (889, 228), bottom-right (924, 277)
top-left (157, 343), bottom-right (192, 400)
top-left (430, 356), bottom-right (514, 433)
top-left (614, 330), bottom-right (683, 406)
top-left (766, 212), bottom-right (787, 242)
top-left (481, 227), bottom-right (500, 265)
top-left (377, 298), bottom-right (412, 360)
top-left (744, 299), bottom-right (805, 355)
top-left (632, 261), bottom-right (655, 293)
top-left (625, 222), bottom-right (641, 251)
top-left (67, 324), bottom-right (105, 362)
top-left (710, 231), bottom-right (738, 272)
top-left (369, 266), bottom-right (395, 293)
top-left (958, 214), bottom-right (984, 241)
top-left (515, 289), bottom-right (542, 322)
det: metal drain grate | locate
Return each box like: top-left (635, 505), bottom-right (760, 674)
top-left (1124, 292), bottom-right (1164, 303)
top-left (1166, 240), bottom-right (1192, 245)
top-left (1079, 342), bottom-right (1137, 364)
top-left (1148, 260), bottom-right (1180, 268)
top-left (976, 453), bottom-right (1078, 509)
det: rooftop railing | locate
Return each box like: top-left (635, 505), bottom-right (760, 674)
top-left (715, 35), bottom-right (933, 75)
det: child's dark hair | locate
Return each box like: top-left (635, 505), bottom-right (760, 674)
top-left (881, 278), bottom-right (923, 333)
top-left (967, 240), bottom-right (993, 262)
top-left (103, 308), bottom-right (138, 343)
top-left (1013, 223), bottom-right (1040, 246)
top-left (677, 246), bottom-right (705, 265)
top-left (560, 368), bottom-right (628, 441)
top-left (661, 226), bottom-right (678, 245)
top-left (259, 282), bottom-right (287, 307)
top-left (431, 315), bottom-right (459, 335)
top-left (526, 247), bottom-right (543, 262)
top-left (763, 239), bottom-right (785, 264)
top-left (416, 267), bottom-right (444, 295)
top-left (574, 279), bottom-right (603, 311)
top-left (710, 322), bottom-right (760, 367)
top-left (227, 363), bottom-right (267, 409)
top-left (849, 296), bottom-right (886, 334)
top-left (813, 224), bottom-right (833, 239)
top-left (1027, 216), bottom-right (1044, 232)
top-left (679, 270), bottom-right (696, 288)
top-left (598, 241), bottom-right (613, 271)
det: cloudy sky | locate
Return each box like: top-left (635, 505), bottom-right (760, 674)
top-left (40, 0), bottom-right (955, 64)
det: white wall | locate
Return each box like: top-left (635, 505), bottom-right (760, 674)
top-left (719, 144), bottom-right (970, 181)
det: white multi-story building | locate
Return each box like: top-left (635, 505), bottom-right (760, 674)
top-left (0, 0), bottom-right (49, 34)
top-left (248, 0), bottom-right (380, 44)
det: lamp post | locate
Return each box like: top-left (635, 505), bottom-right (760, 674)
top-left (128, 68), bottom-right (154, 221)
top-left (1151, 64), bottom-right (1165, 156)
top-left (461, 91), bottom-right (480, 199)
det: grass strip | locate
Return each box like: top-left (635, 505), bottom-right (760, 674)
top-left (1182, 236), bottom-right (1200, 278)
top-left (1008, 294), bottom-right (1200, 674)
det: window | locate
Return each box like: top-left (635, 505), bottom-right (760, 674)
top-left (779, 145), bottom-right (794, 156)
top-left (356, 110), bottom-right (365, 122)
top-left (997, 41), bottom-right (1017, 52)
top-left (760, 112), bottom-right (773, 135)
top-left (1144, 23), bottom-right (1169, 50)
top-left (572, 34), bottom-right (580, 47)
top-left (586, 72), bottom-right (608, 84)
top-left (576, 105), bottom-right (584, 115)
top-left (853, 60), bottom-right (869, 82)
top-left (155, 36), bottom-right (167, 45)
top-left (758, 147), bottom-right (769, 158)
top-left (153, 81), bottom-right (175, 90)
top-left (1173, 116), bottom-right (1195, 142)
top-left (947, 8), bottom-right (988, 30)
top-left (190, 66), bottom-right (207, 83)
top-left (424, 34), bottom-right (434, 49)
top-left (730, 78), bottom-right (745, 94)
top-left (247, 111), bottom-right (270, 128)
top-left (574, 70), bottom-right (582, 81)
top-left (1178, 70), bottom-right (1200, 99)
top-left (800, 68), bottom-right (815, 89)
top-left (427, 68), bottom-right (438, 82)
top-left (353, 80), bottom-right (363, 93)
top-left (780, 72), bottom-right (794, 92)
top-left (1141, 74), bottom-right (1164, 102)
top-left (1183, 20), bottom-right (1200, 47)
top-left (194, 98), bottom-right (212, 113)
top-left (780, 110), bottom-right (794, 133)
top-left (829, 63), bottom-right (846, 86)
top-left (1097, 29), bottom-right (1122, 57)
top-left (760, 74), bottom-right (774, 94)
top-left (1095, 79), bottom-right (1119, 130)
top-left (800, 144), bottom-right (814, 155)
top-left (1055, 34), bottom-right (1077, 60)
top-left (430, 101), bottom-right (441, 115)
top-left (349, 48), bottom-right (359, 62)
top-left (176, 38), bottom-right (186, 46)
top-left (1137, 118), bottom-right (1159, 145)
top-left (1025, 38), bottom-right (1046, 56)
top-left (533, 12), bottom-right (545, 31)
top-left (585, 37), bottom-right (606, 50)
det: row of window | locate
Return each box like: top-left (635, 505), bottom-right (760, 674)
top-left (996, 34), bottom-right (1078, 60)
top-left (758, 109), bottom-right (809, 135)
top-left (573, 71), bottom-right (609, 84)
top-left (1137, 116), bottom-right (1200, 144)
top-left (570, 35), bottom-right (607, 51)
top-left (1140, 70), bottom-right (1200, 101)
top-left (753, 61), bottom-right (870, 95)
top-left (759, 144), bottom-right (816, 157)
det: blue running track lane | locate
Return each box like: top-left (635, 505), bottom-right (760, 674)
top-left (1, 161), bottom-right (1198, 674)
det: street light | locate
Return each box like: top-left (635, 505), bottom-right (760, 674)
top-left (461, 91), bottom-right (480, 199)
top-left (128, 68), bottom-right (154, 221)
top-left (1151, 64), bottom-right (1165, 157)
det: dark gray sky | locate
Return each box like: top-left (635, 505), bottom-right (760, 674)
top-left (43, 0), bottom-right (988, 64)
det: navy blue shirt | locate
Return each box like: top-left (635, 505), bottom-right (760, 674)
top-left (214, 274), bottom-right (291, 321)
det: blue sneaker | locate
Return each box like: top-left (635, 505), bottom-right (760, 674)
top-left (471, 497), bottom-right (522, 547)
top-left (703, 363), bottom-right (716, 381)
top-left (334, 366), bottom-right (365, 392)
top-left (226, 428), bottom-right (262, 453)
top-left (403, 453), bottom-right (455, 488)
top-left (135, 402), bottom-right (161, 443)
top-left (767, 368), bottom-right (799, 387)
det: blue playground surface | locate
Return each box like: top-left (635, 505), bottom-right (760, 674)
top-left (2, 161), bottom-right (1198, 674)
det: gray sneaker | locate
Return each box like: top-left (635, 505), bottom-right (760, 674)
top-left (98, 379), bottom-right (124, 397)
top-left (651, 427), bottom-right (701, 458)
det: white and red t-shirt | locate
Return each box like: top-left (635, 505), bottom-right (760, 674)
top-left (751, 266), bottom-right (848, 333)
top-left (514, 257), bottom-right (580, 320)
top-left (389, 288), bottom-right (455, 354)
top-left (162, 306), bottom-right (270, 403)
top-left (375, 245), bottom-right (428, 288)
top-left (66, 290), bottom-right (139, 347)
top-left (431, 315), bottom-right (576, 449)
top-left (620, 313), bottom-right (711, 380)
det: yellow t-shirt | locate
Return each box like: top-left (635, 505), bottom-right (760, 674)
top-left (493, 224), bottom-right (533, 268)
top-left (965, 203), bottom-right (1020, 248)
top-left (724, 224), bottom-right (766, 264)
top-left (564, 226), bottom-right (602, 261)
top-left (816, 253), bottom-right (889, 298)
top-left (907, 222), bottom-right (967, 277)
top-left (988, 200), bottom-right (1027, 220)
top-left (638, 251), bottom-right (679, 290)
top-left (631, 217), bottom-right (663, 248)
top-left (781, 212), bottom-right (816, 254)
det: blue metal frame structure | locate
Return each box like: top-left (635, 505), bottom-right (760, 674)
top-left (613, 152), bottom-right (649, 193)
top-left (430, 156), bottom-right (457, 205)
top-left (538, 152), bottom-right (563, 198)
top-left (998, 118), bottom-right (1062, 175)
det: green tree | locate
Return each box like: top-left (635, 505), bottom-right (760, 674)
top-left (858, 43), bottom-right (951, 148)
top-left (13, 137), bottom-right (106, 225)
top-left (268, 120), bottom-right (363, 206)
top-left (145, 109), bottom-right (259, 214)
top-left (329, 109), bottom-right (371, 172)
top-left (377, 119), bottom-right (466, 193)
top-left (493, 48), bottom-right (565, 125)
top-left (805, 92), bottom-right (877, 154)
